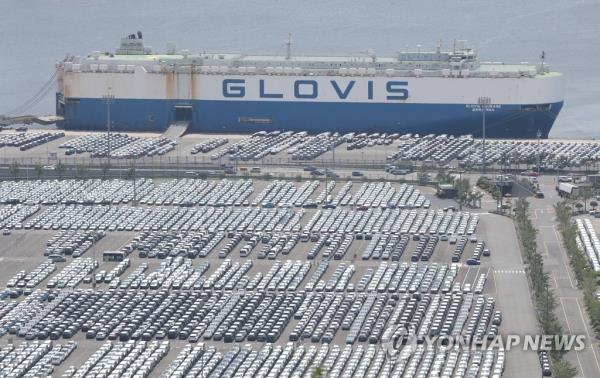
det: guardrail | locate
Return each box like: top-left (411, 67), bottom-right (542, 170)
top-left (0, 154), bottom-right (597, 176)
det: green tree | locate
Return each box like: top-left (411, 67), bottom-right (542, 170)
top-left (101, 162), bottom-right (110, 179)
top-left (591, 201), bottom-right (598, 213)
top-left (8, 162), bottom-right (20, 179)
top-left (55, 161), bottom-right (66, 180)
top-left (417, 168), bottom-right (429, 186)
top-left (455, 178), bottom-right (471, 210)
top-left (125, 165), bottom-right (136, 180)
top-left (552, 346), bottom-right (578, 377)
top-left (311, 364), bottom-right (325, 378)
top-left (76, 164), bottom-right (88, 179)
top-left (577, 186), bottom-right (592, 212)
top-left (436, 168), bottom-right (454, 185)
top-left (472, 191), bottom-right (484, 209)
top-left (34, 164), bottom-right (43, 179)
top-left (574, 202), bottom-right (584, 214)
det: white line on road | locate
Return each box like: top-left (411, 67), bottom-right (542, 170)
top-left (560, 298), bottom-right (586, 377)
top-left (551, 272), bottom-right (559, 290)
top-left (574, 297), bottom-right (600, 372)
top-left (553, 226), bottom-right (576, 289)
top-left (461, 266), bottom-right (471, 288)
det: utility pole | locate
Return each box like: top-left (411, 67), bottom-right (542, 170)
top-left (478, 96), bottom-right (491, 176)
top-left (92, 241), bottom-right (97, 290)
top-left (102, 91), bottom-right (115, 169)
top-left (332, 137), bottom-right (336, 177)
top-left (132, 162), bottom-right (137, 206)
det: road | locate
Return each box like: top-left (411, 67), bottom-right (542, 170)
top-left (525, 176), bottom-right (600, 377)
top-left (461, 171), bottom-right (600, 377)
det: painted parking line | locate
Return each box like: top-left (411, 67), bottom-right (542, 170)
top-left (494, 269), bottom-right (525, 274)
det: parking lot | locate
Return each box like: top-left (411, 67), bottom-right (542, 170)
top-left (3, 130), bottom-right (600, 176)
top-left (0, 176), bottom-right (541, 377)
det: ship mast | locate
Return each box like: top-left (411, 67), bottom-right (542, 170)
top-left (286, 33), bottom-right (292, 60)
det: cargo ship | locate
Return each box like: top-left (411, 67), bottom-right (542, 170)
top-left (56, 32), bottom-right (564, 138)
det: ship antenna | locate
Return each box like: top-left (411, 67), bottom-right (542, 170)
top-left (286, 33), bottom-right (292, 60)
top-left (540, 50), bottom-right (545, 73)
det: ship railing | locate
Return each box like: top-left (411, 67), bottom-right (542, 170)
top-left (63, 61), bottom-right (527, 78)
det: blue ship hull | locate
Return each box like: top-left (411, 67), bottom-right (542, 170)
top-left (57, 96), bottom-right (563, 138)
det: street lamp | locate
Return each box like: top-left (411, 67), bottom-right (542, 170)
top-left (102, 91), bottom-right (115, 169)
top-left (478, 96), bottom-right (491, 175)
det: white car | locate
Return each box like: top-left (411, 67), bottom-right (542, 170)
top-left (463, 283), bottom-right (472, 293)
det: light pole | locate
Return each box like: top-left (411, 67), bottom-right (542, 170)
top-left (478, 96), bottom-right (491, 176)
top-left (102, 91), bottom-right (115, 169)
top-left (536, 129), bottom-right (542, 178)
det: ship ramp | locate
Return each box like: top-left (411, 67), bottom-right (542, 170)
top-left (0, 115), bottom-right (64, 127)
top-left (162, 121), bottom-right (190, 139)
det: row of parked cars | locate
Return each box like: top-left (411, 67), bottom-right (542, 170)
top-left (0, 203), bottom-right (40, 230)
top-left (305, 209), bottom-right (478, 238)
top-left (46, 258), bottom-right (97, 289)
top-left (576, 218), bottom-right (600, 272)
top-left (128, 227), bottom-right (478, 264)
top-left (0, 340), bottom-right (76, 377)
top-left (341, 182), bottom-right (428, 209)
top-left (211, 131), bottom-right (305, 161)
top-left (139, 178), bottom-right (253, 207)
top-left (3, 131), bottom-right (64, 151)
top-left (59, 133), bottom-right (176, 159)
top-left (288, 132), bottom-right (344, 160)
top-left (5, 261), bottom-right (56, 296)
top-left (20, 204), bottom-right (302, 234)
top-left (0, 337), bottom-right (503, 377)
top-left (459, 138), bottom-right (600, 169)
top-left (385, 133), bottom-right (600, 170)
top-left (164, 342), bottom-right (503, 378)
top-left (0, 177), bottom-right (429, 210)
top-left (211, 130), bottom-right (398, 162)
top-left (190, 137), bottom-right (228, 154)
top-left (45, 229), bottom-right (105, 258)
top-left (0, 179), bottom-right (153, 206)
top-left (0, 131), bottom-right (64, 149)
top-left (1, 259), bottom-right (491, 341)
top-left (63, 340), bottom-right (169, 378)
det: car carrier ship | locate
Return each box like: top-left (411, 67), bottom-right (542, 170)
top-left (55, 32), bottom-right (564, 138)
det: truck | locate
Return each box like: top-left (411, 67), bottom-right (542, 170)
top-left (557, 182), bottom-right (578, 197)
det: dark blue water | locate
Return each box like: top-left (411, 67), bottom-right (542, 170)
top-left (1, 0), bottom-right (599, 138)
